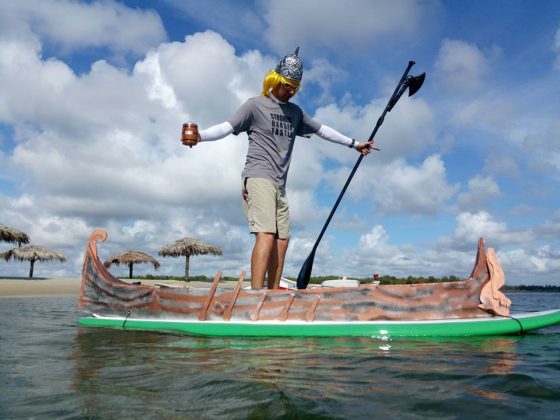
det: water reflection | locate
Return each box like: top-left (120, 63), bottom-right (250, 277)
top-left (71, 327), bottom-right (540, 418)
top-left (4, 294), bottom-right (558, 418)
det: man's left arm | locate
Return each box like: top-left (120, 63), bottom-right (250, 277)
top-left (315, 125), bottom-right (377, 156)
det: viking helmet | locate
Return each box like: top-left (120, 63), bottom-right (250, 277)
top-left (275, 47), bottom-right (303, 82)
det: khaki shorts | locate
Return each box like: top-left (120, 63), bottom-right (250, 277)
top-left (242, 177), bottom-right (290, 239)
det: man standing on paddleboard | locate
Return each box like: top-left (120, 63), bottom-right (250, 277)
top-left (184, 48), bottom-right (374, 289)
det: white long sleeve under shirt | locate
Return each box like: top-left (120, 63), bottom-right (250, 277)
top-left (199, 121), bottom-right (358, 149)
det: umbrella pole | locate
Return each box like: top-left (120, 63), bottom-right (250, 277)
top-left (185, 255), bottom-right (190, 282)
top-left (129, 262), bottom-right (133, 279)
top-left (29, 259), bottom-right (35, 278)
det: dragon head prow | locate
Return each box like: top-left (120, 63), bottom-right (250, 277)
top-left (478, 247), bottom-right (511, 317)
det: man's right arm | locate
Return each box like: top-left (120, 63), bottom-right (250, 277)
top-left (199, 122), bottom-right (234, 142)
top-left (194, 99), bottom-right (253, 144)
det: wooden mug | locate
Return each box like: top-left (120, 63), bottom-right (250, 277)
top-left (181, 123), bottom-right (199, 147)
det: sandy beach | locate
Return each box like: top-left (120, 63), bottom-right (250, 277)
top-left (0, 277), bottom-right (82, 297)
top-left (0, 277), bottom-right (243, 297)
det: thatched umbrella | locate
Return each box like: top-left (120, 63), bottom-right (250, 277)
top-left (104, 250), bottom-right (160, 279)
top-left (3, 245), bottom-right (66, 278)
top-left (0, 224), bottom-right (30, 247)
top-left (159, 237), bottom-right (222, 281)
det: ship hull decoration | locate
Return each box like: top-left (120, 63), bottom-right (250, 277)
top-left (78, 230), bottom-right (560, 338)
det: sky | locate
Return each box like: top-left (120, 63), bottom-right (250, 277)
top-left (1, 0), bottom-right (559, 285)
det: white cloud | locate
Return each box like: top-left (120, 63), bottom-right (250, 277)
top-left (351, 225), bottom-right (475, 280)
top-left (286, 189), bottom-right (324, 228)
top-left (482, 155), bottom-right (520, 179)
top-left (456, 175), bottom-right (502, 210)
top-left (287, 82), bottom-right (436, 224)
top-left (0, 30), bottom-right (271, 278)
top-left (315, 152), bottom-right (458, 221)
top-left (150, 31), bottom-right (270, 124)
top-left (434, 39), bottom-right (493, 92)
top-left (0, 0), bottom-right (166, 57)
top-left (358, 225), bottom-right (390, 252)
top-left (311, 94), bottom-right (435, 162)
top-left (0, 38), bottom-right (74, 125)
top-left (443, 211), bottom-right (533, 249)
top-left (451, 97), bottom-right (516, 130)
top-left (263, 0), bottom-right (436, 54)
top-left (535, 211), bottom-right (560, 238)
top-left (1, 31), bottom-right (274, 222)
top-left (293, 220), bottom-right (560, 285)
top-left (0, 190), bottom-right (253, 278)
top-left (0, 27), bottom-right (370, 279)
top-left (303, 58), bottom-right (348, 105)
top-left (522, 119), bottom-right (560, 172)
top-left (1, 195), bottom-right (89, 249)
top-left (497, 246), bottom-right (560, 283)
top-left (1, 3), bottom-right (559, 286)
top-left (360, 155), bottom-right (459, 215)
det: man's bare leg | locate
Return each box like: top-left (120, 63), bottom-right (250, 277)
top-left (251, 232), bottom-right (275, 289)
top-left (267, 238), bottom-right (289, 289)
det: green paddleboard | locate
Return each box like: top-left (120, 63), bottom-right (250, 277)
top-left (78, 309), bottom-right (560, 338)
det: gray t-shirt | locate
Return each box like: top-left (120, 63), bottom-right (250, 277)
top-left (228, 95), bottom-right (321, 188)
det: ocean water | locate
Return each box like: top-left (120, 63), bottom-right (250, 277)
top-left (1, 292), bottom-right (559, 419)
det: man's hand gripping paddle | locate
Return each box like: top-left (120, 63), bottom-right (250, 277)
top-left (296, 61), bottom-right (425, 289)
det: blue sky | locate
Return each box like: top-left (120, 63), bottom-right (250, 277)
top-left (1, 0), bottom-right (559, 284)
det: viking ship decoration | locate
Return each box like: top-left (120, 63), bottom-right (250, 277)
top-left (76, 229), bottom-right (560, 338)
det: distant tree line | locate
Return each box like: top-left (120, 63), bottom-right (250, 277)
top-left (503, 284), bottom-right (560, 292)
top-left (135, 274), bottom-right (559, 291)
top-left (140, 274), bottom-right (240, 282)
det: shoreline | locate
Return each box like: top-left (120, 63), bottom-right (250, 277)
top-left (0, 277), bottom-right (82, 297)
top-left (2, 276), bottom-right (558, 297)
top-left (0, 277), bottom-right (241, 297)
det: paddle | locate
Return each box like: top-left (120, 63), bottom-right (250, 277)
top-left (296, 61), bottom-right (426, 289)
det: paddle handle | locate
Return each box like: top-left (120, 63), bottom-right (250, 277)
top-left (297, 61), bottom-right (417, 289)
top-left (310, 61), bottom-right (416, 254)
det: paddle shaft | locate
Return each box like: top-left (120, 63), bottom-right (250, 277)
top-left (297, 61), bottom-right (417, 289)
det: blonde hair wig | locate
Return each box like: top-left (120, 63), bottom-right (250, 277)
top-left (261, 69), bottom-right (301, 97)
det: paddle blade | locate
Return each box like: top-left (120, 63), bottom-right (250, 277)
top-left (296, 250), bottom-right (316, 289)
top-left (407, 72), bottom-right (425, 97)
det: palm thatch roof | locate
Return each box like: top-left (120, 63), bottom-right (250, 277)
top-left (4, 245), bottom-right (67, 262)
top-left (3, 245), bottom-right (67, 278)
top-left (104, 250), bottom-right (160, 279)
top-left (0, 224), bottom-right (30, 246)
top-left (159, 237), bottom-right (222, 281)
top-left (104, 250), bottom-right (160, 268)
top-left (158, 238), bottom-right (223, 257)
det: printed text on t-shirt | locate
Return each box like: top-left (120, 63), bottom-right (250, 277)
top-left (270, 113), bottom-right (294, 137)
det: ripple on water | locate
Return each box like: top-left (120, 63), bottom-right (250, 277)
top-left (2, 294), bottom-right (560, 418)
